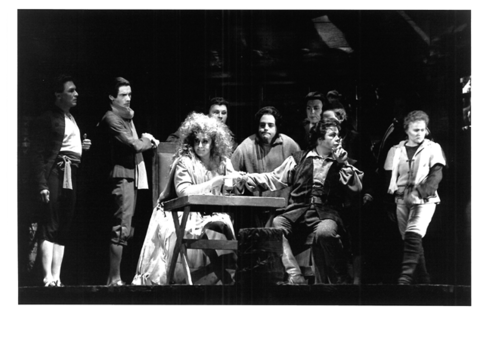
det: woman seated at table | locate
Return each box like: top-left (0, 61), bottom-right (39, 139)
top-left (132, 113), bottom-right (241, 285)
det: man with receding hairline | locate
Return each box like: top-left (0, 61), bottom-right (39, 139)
top-left (30, 74), bottom-right (91, 287)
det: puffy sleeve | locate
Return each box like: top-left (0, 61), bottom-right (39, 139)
top-left (230, 144), bottom-right (244, 171)
top-left (384, 146), bottom-right (401, 194)
top-left (174, 157), bottom-right (195, 196)
top-left (243, 155), bottom-right (297, 193)
top-left (339, 162), bottom-right (364, 193)
top-left (383, 146), bottom-right (397, 171)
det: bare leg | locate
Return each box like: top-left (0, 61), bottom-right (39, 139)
top-left (39, 239), bottom-right (54, 285)
top-left (107, 243), bottom-right (123, 285)
top-left (51, 243), bottom-right (65, 284)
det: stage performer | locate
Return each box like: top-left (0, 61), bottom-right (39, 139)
top-left (384, 110), bottom-right (446, 284)
top-left (99, 77), bottom-right (159, 286)
top-left (240, 118), bottom-right (364, 284)
top-left (30, 74), bottom-right (91, 287)
top-left (231, 106), bottom-right (300, 228)
top-left (132, 113), bottom-right (241, 285)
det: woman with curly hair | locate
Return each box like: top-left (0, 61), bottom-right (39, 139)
top-left (132, 113), bottom-right (241, 285)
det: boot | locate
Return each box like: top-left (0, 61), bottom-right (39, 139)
top-left (416, 252), bottom-right (431, 284)
top-left (318, 236), bottom-right (350, 284)
top-left (398, 232), bottom-right (422, 285)
top-left (280, 235), bottom-right (306, 285)
top-left (311, 245), bottom-right (328, 284)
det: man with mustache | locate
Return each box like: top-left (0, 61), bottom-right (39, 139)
top-left (240, 118), bottom-right (363, 284)
top-left (231, 106), bottom-right (300, 228)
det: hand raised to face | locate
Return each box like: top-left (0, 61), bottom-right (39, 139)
top-left (332, 145), bottom-right (348, 163)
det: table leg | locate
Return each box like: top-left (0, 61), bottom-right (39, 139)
top-left (167, 206), bottom-right (191, 284)
top-left (265, 208), bottom-right (276, 228)
top-left (179, 244), bottom-right (192, 285)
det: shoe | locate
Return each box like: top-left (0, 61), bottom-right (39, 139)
top-left (334, 275), bottom-right (352, 285)
top-left (54, 280), bottom-right (65, 287)
top-left (277, 274), bottom-right (307, 285)
top-left (107, 280), bottom-right (126, 287)
top-left (44, 281), bottom-right (56, 287)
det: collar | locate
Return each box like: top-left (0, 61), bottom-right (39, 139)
top-left (305, 149), bottom-right (334, 160)
top-left (111, 103), bottom-right (134, 120)
top-left (399, 139), bottom-right (432, 153)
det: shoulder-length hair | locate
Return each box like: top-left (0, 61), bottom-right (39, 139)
top-left (174, 112), bottom-right (234, 169)
top-left (254, 106), bottom-right (282, 137)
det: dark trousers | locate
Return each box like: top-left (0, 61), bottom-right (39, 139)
top-left (38, 166), bottom-right (77, 245)
top-left (110, 178), bottom-right (137, 246)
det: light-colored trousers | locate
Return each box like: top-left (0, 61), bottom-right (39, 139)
top-left (396, 202), bottom-right (437, 239)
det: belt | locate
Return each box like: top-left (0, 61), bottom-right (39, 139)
top-left (310, 196), bottom-right (324, 204)
top-left (56, 154), bottom-right (80, 190)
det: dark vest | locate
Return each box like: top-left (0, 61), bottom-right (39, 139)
top-left (288, 150), bottom-right (345, 209)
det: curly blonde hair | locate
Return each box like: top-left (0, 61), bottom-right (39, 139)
top-left (173, 113), bottom-right (234, 168)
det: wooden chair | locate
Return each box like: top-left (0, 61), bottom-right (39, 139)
top-left (152, 143), bottom-right (239, 285)
top-left (152, 142), bottom-right (178, 207)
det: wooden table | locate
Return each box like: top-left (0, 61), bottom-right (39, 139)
top-left (163, 195), bottom-right (286, 284)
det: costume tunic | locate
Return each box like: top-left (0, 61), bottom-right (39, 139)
top-left (384, 139), bottom-right (445, 204)
top-left (30, 106), bottom-right (83, 244)
top-left (132, 155), bottom-right (236, 285)
top-left (244, 150), bottom-right (363, 229)
top-left (231, 133), bottom-right (300, 202)
top-left (100, 105), bottom-right (152, 246)
top-left (384, 139), bottom-right (446, 238)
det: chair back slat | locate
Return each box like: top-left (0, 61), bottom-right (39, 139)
top-left (152, 142), bottom-right (178, 207)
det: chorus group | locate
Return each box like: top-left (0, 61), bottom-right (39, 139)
top-left (29, 75), bottom-right (446, 287)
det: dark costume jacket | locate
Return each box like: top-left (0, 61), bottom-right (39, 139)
top-left (30, 106), bottom-right (68, 192)
top-left (99, 109), bottom-right (152, 180)
top-left (244, 149), bottom-right (364, 227)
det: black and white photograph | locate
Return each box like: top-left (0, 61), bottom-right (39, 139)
top-left (6, 2), bottom-right (477, 338)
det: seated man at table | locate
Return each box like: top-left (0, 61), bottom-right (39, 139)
top-left (239, 118), bottom-right (363, 284)
top-left (231, 106), bottom-right (300, 228)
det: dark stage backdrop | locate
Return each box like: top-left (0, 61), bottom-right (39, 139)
top-left (17, 10), bottom-right (471, 286)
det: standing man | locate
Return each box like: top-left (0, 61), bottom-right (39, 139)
top-left (30, 74), bottom-right (91, 287)
top-left (99, 77), bottom-right (159, 286)
top-left (231, 106), bottom-right (300, 227)
top-left (207, 97), bottom-right (229, 124)
top-left (295, 91), bottom-right (326, 150)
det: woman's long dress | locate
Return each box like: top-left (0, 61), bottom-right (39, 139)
top-left (131, 155), bottom-right (236, 285)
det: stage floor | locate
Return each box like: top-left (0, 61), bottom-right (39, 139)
top-left (18, 283), bottom-right (471, 305)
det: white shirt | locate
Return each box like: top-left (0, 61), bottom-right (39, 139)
top-left (60, 114), bottom-right (82, 156)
